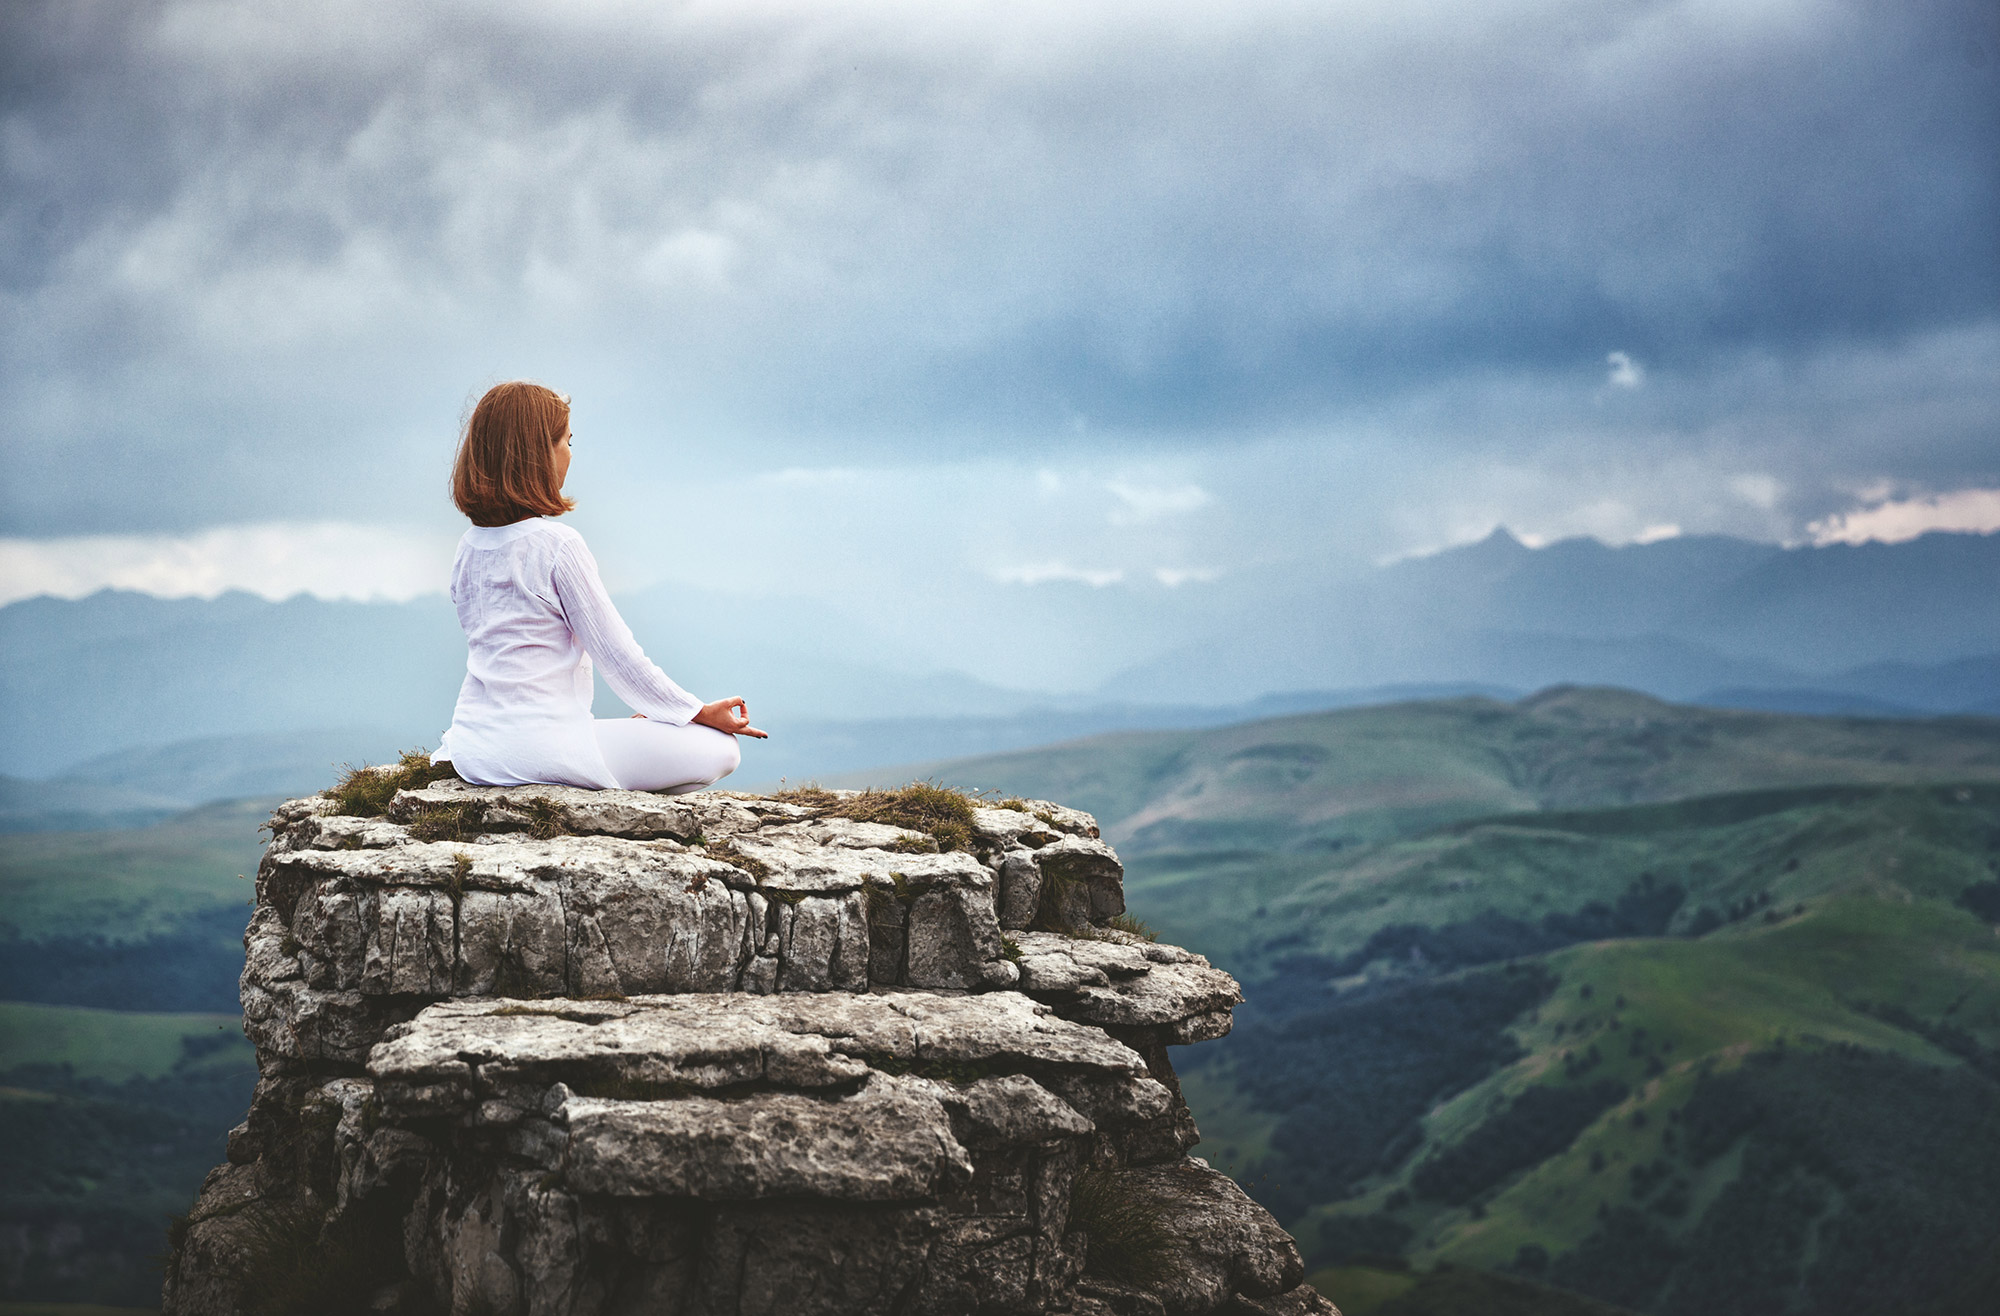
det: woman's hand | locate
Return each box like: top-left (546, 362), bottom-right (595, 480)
top-left (692, 696), bottom-right (768, 739)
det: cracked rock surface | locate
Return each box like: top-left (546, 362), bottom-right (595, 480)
top-left (163, 782), bottom-right (1335, 1316)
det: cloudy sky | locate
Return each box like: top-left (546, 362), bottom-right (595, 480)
top-left (2, 0), bottom-right (1995, 688)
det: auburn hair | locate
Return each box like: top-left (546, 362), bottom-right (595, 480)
top-left (451, 381), bottom-right (576, 526)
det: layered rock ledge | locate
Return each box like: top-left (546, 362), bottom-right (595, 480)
top-left (162, 782), bottom-right (1335, 1316)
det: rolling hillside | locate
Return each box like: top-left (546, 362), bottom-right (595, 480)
top-left (866, 686), bottom-right (2000, 854)
top-left (863, 690), bottom-right (2000, 1314)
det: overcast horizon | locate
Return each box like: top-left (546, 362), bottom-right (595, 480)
top-left (3, 0), bottom-right (1996, 690)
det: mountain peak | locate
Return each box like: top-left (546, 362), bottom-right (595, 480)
top-left (1453, 525), bottom-right (1532, 558)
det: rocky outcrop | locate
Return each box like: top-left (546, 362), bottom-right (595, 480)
top-left (162, 782), bottom-right (1336, 1316)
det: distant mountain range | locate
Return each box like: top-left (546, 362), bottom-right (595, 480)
top-left (1109, 527), bottom-right (2000, 707)
top-left (4, 528), bottom-right (1995, 807)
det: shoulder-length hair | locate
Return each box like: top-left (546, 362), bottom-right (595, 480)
top-left (451, 381), bottom-right (576, 526)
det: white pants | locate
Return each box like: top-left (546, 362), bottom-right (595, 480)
top-left (590, 718), bottom-right (741, 794)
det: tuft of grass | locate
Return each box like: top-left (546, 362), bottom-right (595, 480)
top-left (1001, 935), bottom-right (1023, 963)
top-left (887, 834), bottom-right (940, 854)
top-left (823, 781), bottom-right (979, 852)
top-left (1070, 1168), bottom-right (1179, 1288)
top-left (325, 748), bottom-right (458, 817)
top-left (774, 782), bottom-right (842, 807)
top-left (992, 798), bottom-right (1032, 813)
top-left (443, 853), bottom-right (472, 908)
top-left (406, 801), bottom-right (483, 843)
top-left (1107, 913), bottom-right (1158, 942)
top-left (522, 796), bottom-right (567, 840)
top-left (708, 840), bottom-right (771, 879)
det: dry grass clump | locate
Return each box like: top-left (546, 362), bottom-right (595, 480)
top-left (773, 780), bottom-right (999, 851)
top-left (326, 748), bottom-right (458, 817)
top-left (406, 801), bottom-right (483, 842)
top-left (826, 781), bottom-right (979, 852)
top-left (707, 840), bottom-right (772, 880)
top-left (773, 783), bottom-right (841, 808)
top-left (521, 796), bottom-right (568, 840)
top-left (1069, 1168), bottom-right (1178, 1288)
top-left (1106, 914), bottom-right (1158, 942)
top-left (401, 794), bottom-right (565, 843)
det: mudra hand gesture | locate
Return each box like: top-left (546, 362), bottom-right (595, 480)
top-left (679, 697), bottom-right (768, 739)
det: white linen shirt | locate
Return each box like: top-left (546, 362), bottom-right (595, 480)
top-left (435, 519), bottom-right (703, 788)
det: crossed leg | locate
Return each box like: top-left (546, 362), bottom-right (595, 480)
top-left (590, 717), bottom-right (741, 794)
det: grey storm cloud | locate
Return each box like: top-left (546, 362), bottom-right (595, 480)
top-left (0, 0), bottom-right (1996, 538)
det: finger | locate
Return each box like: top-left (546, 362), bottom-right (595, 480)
top-left (742, 726), bottom-right (769, 738)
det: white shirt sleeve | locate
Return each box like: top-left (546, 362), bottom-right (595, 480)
top-left (549, 536), bottom-right (704, 726)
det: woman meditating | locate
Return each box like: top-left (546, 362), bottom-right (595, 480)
top-left (435, 380), bottom-right (765, 793)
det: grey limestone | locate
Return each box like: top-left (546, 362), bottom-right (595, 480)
top-left (165, 782), bottom-right (1335, 1316)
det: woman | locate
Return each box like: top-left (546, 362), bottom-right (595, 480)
top-left (434, 380), bottom-right (765, 793)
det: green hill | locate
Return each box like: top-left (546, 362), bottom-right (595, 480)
top-left (870, 690), bottom-right (2000, 1315)
top-left (864, 686), bottom-right (2000, 855)
top-left (0, 797), bottom-right (271, 942)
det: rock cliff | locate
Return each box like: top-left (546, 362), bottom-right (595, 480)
top-left (162, 779), bottom-right (1337, 1316)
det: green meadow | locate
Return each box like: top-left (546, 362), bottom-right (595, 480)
top-left (0, 1002), bottom-right (249, 1083)
top-left (0, 797), bottom-right (268, 941)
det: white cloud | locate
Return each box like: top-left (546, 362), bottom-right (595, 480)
top-left (1807, 488), bottom-right (2000, 546)
top-left (1105, 481), bottom-right (1211, 526)
top-left (0, 522), bottom-right (455, 608)
top-left (1154, 566), bottom-right (1222, 587)
top-left (1632, 523), bottom-right (1681, 544)
top-left (988, 561), bottom-right (1126, 588)
top-left (1730, 474), bottom-right (1783, 509)
top-left (1606, 351), bottom-right (1644, 388)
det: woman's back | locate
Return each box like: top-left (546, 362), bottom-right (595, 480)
top-left (439, 518), bottom-right (704, 789)
top-left (449, 517), bottom-right (593, 715)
